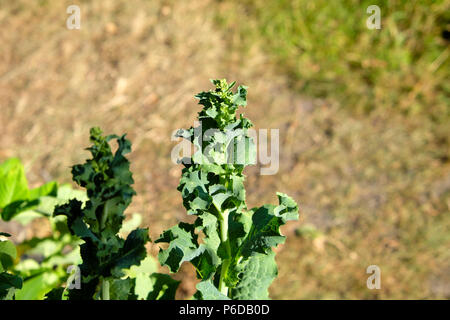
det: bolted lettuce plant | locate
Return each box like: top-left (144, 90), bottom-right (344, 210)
top-left (51, 128), bottom-right (179, 300)
top-left (156, 79), bottom-right (299, 300)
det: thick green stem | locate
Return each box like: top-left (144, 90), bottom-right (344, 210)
top-left (102, 277), bottom-right (110, 300)
top-left (218, 208), bottom-right (231, 297)
top-left (101, 203), bottom-right (109, 230)
top-left (219, 259), bottom-right (231, 296)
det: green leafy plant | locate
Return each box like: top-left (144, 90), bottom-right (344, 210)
top-left (0, 158), bottom-right (57, 222)
top-left (50, 128), bottom-right (179, 300)
top-left (0, 158), bottom-right (84, 299)
top-left (156, 79), bottom-right (299, 299)
top-left (0, 232), bottom-right (22, 300)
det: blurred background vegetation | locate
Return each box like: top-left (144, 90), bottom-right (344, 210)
top-left (0, 0), bottom-right (449, 299)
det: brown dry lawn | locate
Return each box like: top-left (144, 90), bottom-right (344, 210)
top-left (0, 0), bottom-right (448, 299)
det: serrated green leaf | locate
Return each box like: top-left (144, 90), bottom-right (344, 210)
top-left (229, 252), bottom-right (277, 300)
top-left (156, 223), bottom-right (200, 273)
top-left (239, 205), bottom-right (290, 258)
top-left (10, 184), bottom-right (87, 226)
top-left (109, 278), bottom-right (137, 300)
top-left (195, 280), bottom-right (230, 300)
top-left (231, 85), bottom-right (248, 107)
top-left (111, 228), bottom-right (150, 277)
top-left (191, 245), bottom-right (221, 280)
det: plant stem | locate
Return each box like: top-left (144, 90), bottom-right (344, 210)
top-left (218, 209), bottom-right (231, 297)
top-left (102, 277), bottom-right (110, 300)
top-left (101, 203), bottom-right (109, 230)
